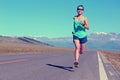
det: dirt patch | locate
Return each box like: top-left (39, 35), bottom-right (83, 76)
top-left (0, 44), bottom-right (74, 54)
top-left (100, 50), bottom-right (120, 73)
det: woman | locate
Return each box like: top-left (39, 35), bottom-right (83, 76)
top-left (72, 5), bottom-right (89, 67)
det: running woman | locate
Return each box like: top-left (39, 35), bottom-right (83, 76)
top-left (72, 5), bottom-right (89, 67)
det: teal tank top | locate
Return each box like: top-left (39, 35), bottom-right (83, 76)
top-left (73, 16), bottom-right (87, 38)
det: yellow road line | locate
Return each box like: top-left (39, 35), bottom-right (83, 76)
top-left (97, 51), bottom-right (108, 80)
top-left (0, 59), bottom-right (27, 65)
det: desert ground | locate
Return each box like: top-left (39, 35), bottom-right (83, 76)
top-left (0, 36), bottom-right (120, 73)
top-left (100, 50), bottom-right (120, 73)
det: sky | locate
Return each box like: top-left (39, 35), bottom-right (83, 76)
top-left (0, 0), bottom-right (120, 38)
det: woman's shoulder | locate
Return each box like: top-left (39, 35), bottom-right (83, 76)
top-left (81, 15), bottom-right (87, 21)
top-left (82, 15), bottom-right (87, 19)
top-left (83, 16), bottom-right (88, 21)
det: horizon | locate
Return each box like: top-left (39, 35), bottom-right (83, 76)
top-left (0, 0), bottom-right (120, 38)
top-left (0, 32), bottom-right (120, 38)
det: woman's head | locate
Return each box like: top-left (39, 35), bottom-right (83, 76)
top-left (77, 5), bottom-right (84, 15)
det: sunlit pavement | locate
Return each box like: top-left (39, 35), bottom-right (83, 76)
top-left (0, 51), bottom-right (119, 80)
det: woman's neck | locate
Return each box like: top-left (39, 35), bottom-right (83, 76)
top-left (77, 14), bottom-right (82, 17)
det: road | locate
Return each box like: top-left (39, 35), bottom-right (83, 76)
top-left (0, 50), bottom-right (119, 80)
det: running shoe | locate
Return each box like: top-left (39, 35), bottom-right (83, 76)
top-left (74, 62), bottom-right (79, 68)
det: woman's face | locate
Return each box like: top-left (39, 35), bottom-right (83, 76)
top-left (77, 7), bottom-right (84, 15)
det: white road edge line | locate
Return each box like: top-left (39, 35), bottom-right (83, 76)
top-left (97, 51), bottom-right (108, 80)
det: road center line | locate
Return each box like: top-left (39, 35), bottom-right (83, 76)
top-left (0, 59), bottom-right (27, 65)
top-left (97, 51), bottom-right (108, 80)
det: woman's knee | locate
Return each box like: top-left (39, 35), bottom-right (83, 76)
top-left (80, 49), bottom-right (85, 53)
top-left (80, 44), bottom-right (86, 53)
top-left (75, 46), bottom-right (80, 51)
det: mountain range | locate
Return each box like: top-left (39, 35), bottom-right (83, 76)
top-left (0, 32), bottom-right (120, 51)
top-left (0, 36), bottom-right (51, 46)
top-left (34, 32), bottom-right (120, 51)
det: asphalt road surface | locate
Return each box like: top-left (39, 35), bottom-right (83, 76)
top-left (0, 50), bottom-right (119, 80)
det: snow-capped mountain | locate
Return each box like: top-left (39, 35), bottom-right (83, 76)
top-left (34, 32), bottom-right (120, 50)
top-left (88, 32), bottom-right (120, 41)
top-left (87, 32), bottom-right (120, 50)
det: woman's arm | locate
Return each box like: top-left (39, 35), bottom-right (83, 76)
top-left (84, 17), bottom-right (89, 30)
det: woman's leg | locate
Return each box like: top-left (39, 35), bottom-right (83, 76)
top-left (80, 43), bottom-right (86, 54)
top-left (73, 39), bottom-right (80, 62)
